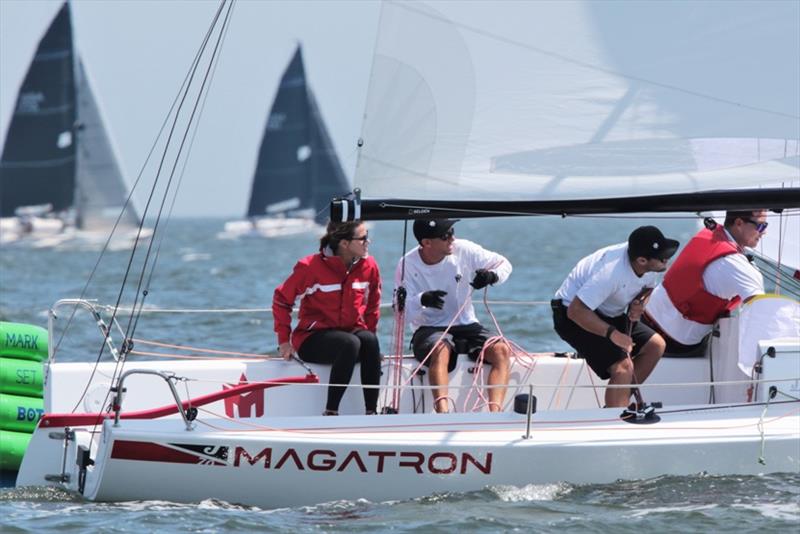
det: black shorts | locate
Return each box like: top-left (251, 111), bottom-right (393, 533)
top-left (641, 313), bottom-right (708, 357)
top-left (551, 299), bottom-right (656, 380)
top-left (411, 323), bottom-right (492, 373)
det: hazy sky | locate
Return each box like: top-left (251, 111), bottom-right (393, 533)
top-left (0, 0), bottom-right (380, 217)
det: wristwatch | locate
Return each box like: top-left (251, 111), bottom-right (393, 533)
top-left (605, 325), bottom-right (616, 340)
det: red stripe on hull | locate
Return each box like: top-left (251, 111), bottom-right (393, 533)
top-left (111, 440), bottom-right (215, 465)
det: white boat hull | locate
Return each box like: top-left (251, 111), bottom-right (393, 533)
top-left (15, 296), bottom-right (800, 507)
top-left (19, 404), bottom-right (800, 508)
top-left (221, 217), bottom-right (322, 239)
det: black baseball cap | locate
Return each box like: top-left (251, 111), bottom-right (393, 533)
top-left (628, 225), bottom-right (680, 260)
top-left (413, 219), bottom-right (459, 241)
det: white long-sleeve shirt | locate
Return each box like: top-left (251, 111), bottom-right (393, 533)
top-left (394, 239), bottom-right (512, 331)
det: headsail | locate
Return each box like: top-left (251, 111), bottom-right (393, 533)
top-left (0, 2), bottom-right (76, 217)
top-left (246, 45), bottom-right (350, 224)
top-left (308, 88), bottom-right (350, 223)
top-left (74, 59), bottom-right (140, 231)
top-left (353, 1), bottom-right (799, 206)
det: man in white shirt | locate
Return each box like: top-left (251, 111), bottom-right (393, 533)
top-left (395, 219), bottom-right (512, 413)
top-left (644, 210), bottom-right (767, 354)
top-left (552, 226), bottom-right (679, 407)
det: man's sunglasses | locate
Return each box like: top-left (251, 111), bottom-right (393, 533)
top-left (437, 229), bottom-right (455, 241)
top-left (742, 218), bottom-right (768, 233)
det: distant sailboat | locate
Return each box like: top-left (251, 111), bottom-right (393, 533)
top-left (0, 2), bottom-right (143, 246)
top-left (223, 45), bottom-right (351, 238)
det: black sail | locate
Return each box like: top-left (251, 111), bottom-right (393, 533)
top-left (246, 45), bottom-right (350, 222)
top-left (0, 2), bottom-right (76, 217)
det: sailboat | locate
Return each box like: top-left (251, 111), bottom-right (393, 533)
top-left (0, 3), bottom-right (144, 247)
top-left (13, 0), bottom-right (800, 507)
top-left (222, 45), bottom-right (351, 238)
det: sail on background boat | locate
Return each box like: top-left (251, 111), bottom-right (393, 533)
top-left (0, 2), bottom-right (141, 240)
top-left (0, 2), bottom-right (75, 218)
top-left (225, 45), bottom-right (350, 237)
top-left (73, 58), bottom-right (139, 232)
top-left (353, 1), bottom-right (799, 202)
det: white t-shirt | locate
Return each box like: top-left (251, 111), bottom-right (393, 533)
top-left (554, 243), bottom-right (659, 318)
top-left (395, 239), bottom-right (512, 331)
top-left (647, 229), bottom-right (765, 345)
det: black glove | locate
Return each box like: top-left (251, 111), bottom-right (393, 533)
top-left (471, 269), bottom-right (499, 290)
top-left (394, 286), bottom-right (407, 312)
top-left (420, 290), bottom-right (447, 309)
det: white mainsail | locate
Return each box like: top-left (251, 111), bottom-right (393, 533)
top-left (355, 1), bottom-right (800, 201)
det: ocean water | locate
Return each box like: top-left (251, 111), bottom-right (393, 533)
top-left (1, 217), bottom-right (798, 530)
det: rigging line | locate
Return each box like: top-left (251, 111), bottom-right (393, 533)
top-left (574, 211), bottom-right (800, 221)
top-left (132, 337), bottom-right (268, 358)
top-left (51, 26), bottom-right (222, 364)
top-left (123, 0), bottom-right (236, 349)
top-left (657, 399), bottom-right (799, 416)
top-left (754, 260), bottom-right (800, 291)
top-left (143, 0), bottom-right (236, 294)
top-left (756, 256), bottom-right (800, 285)
top-left (353, 0), bottom-right (387, 175)
top-left (70, 1), bottom-right (231, 419)
top-left (754, 253), bottom-right (800, 290)
top-left (390, 0), bottom-right (800, 121)
top-left (775, 211), bottom-right (784, 292)
top-left (95, 299), bottom-right (552, 315)
top-left (392, 220), bottom-right (410, 410)
top-left (115, 0), bottom-right (232, 369)
top-left (67, 1), bottom-right (231, 415)
top-left (111, 3), bottom-right (237, 423)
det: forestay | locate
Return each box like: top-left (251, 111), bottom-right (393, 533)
top-left (354, 0), bottom-right (800, 201)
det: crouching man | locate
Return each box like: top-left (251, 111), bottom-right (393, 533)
top-left (552, 226), bottom-right (679, 407)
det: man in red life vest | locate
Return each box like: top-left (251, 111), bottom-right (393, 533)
top-left (644, 210), bottom-right (767, 355)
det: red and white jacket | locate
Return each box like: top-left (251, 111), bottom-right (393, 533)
top-left (273, 250), bottom-right (382, 351)
top-left (662, 226), bottom-right (740, 325)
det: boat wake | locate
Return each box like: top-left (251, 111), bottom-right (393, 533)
top-left (489, 482), bottom-right (573, 502)
top-left (0, 485), bottom-right (78, 503)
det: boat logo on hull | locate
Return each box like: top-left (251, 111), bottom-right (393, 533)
top-left (222, 374), bottom-right (264, 418)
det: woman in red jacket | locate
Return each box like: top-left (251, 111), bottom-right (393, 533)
top-left (273, 221), bottom-right (382, 415)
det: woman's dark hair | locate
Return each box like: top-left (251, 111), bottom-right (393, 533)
top-left (320, 220), bottom-right (363, 252)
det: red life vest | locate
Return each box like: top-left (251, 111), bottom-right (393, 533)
top-left (662, 226), bottom-right (741, 325)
